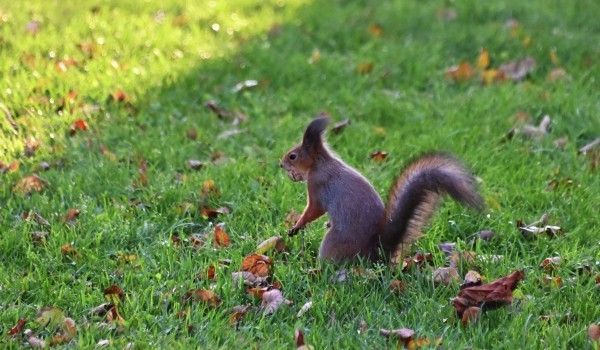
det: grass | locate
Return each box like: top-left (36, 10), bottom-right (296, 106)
top-left (1, 0), bottom-right (599, 348)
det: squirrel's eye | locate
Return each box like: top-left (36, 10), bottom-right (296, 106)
top-left (289, 153), bottom-right (297, 160)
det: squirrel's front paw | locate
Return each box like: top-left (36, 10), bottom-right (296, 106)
top-left (288, 226), bottom-right (303, 237)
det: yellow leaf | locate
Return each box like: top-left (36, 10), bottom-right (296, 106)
top-left (477, 49), bottom-right (490, 69)
top-left (444, 62), bottom-right (474, 82)
top-left (549, 49), bottom-right (560, 65)
top-left (522, 36), bottom-right (532, 47)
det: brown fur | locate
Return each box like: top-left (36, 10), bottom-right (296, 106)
top-left (280, 117), bottom-right (483, 264)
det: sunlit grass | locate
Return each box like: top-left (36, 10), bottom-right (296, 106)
top-left (1, 0), bottom-right (599, 348)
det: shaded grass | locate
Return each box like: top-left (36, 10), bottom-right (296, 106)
top-left (1, 0), bottom-right (599, 348)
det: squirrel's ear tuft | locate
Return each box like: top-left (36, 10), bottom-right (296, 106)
top-left (302, 116), bottom-right (330, 153)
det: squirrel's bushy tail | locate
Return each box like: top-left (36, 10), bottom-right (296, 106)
top-left (379, 153), bottom-right (483, 259)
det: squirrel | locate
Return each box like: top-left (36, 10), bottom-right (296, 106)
top-left (279, 116), bottom-right (484, 263)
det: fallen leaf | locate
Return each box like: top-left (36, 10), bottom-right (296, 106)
top-left (369, 23), bottom-right (383, 37)
top-left (548, 68), bottom-right (569, 82)
top-left (453, 270), bottom-right (525, 317)
top-left (24, 137), bottom-right (40, 157)
top-left (98, 142), bottom-right (118, 160)
top-left (331, 119), bottom-right (351, 134)
top-left (539, 256), bottom-right (562, 271)
top-left (540, 274), bottom-right (563, 287)
top-left (110, 90), bottom-right (128, 103)
top-left (96, 339), bottom-right (110, 348)
top-left (31, 231), bottom-right (50, 244)
top-left (213, 225), bottom-right (231, 248)
top-left (36, 307), bottom-right (65, 329)
top-left (308, 48), bottom-right (320, 64)
top-left (432, 266), bottom-right (460, 286)
top-left (390, 279), bottom-right (406, 295)
top-left (379, 328), bottom-right (415, 340)
top-left (369, 150), bottom-right (388, 162)
top-left (439, 242), bottom-right (456, 255)
top-left (13, 174), bottom-right (48, 194)
top-left (261, 289), bottom-right (285, 315)
top-left (28, 335), bottom-right (46, 348)
top-left (477, 49), bottom-right (490, 69)
top-left (229, 304), bottom-right (252, 326)
top-left (589, 324), bottom-right (600, 342)
top-left (61, 208), bottom-right (80, 224)
top-left (449, 251), bottom-right (477, 268)
top-left (461, 306), bottom-right (481, 326)
top-left (256, 236), bottom-right (288, 254)
top-left (481, 69), bottom-right (504, 85)
top-left (181, 289), bottom-right (222, 307)
top-left (296, 301), bottom-right (313, 318)
top-left (202, 179), bottom-right (220, 197)
top-left (444, 62), bottom-right (474, 82)
top-left (91, 303), bottom-right (113, 316)
top-left (232, 271), bottom-right (268, 287)
top-left (357, 62), bottom-right (374, 74)
top-left (103, 285), bottom-right (125, 305)
top-left (231, 80), bottom-right (258, 93)
top-left (24, 211), bottom-right (50, 226)
top-left (461, 270), bottom-right (483, 289)
top-left (295, 329), bottom-right (314, 350)
top-left (549, 49), bottom-right (560, 65)
top-left (498, 57), bottom-right (535, 82)
top-left (517, 215), bottom-right (563, 238)
top-left (8, 318), bottom-right (27, 337)
top-left (0, 161), bottom-right (19, 174)
top-left (186, 128), bottom-right (198, 140)
top-left (69, 119), bottom-right (89, 136)
top-left (61, 244), bottom-right (78, 257)
top-left (200, 206), bottom-right (230, 219)
top-left (241, 253), bottom-right (272, 277)
top-left (285, 209), bottom-right (301, 228)
top-left (204, 100), bottom-right (231, 119)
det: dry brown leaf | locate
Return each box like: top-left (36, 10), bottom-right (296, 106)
top-left (517, 215), bottom-right (563, 238)
top-left (295, 329), bottom-right (315, 350)
top-left (331, 119), bottom-right (351, 134)
top-left (204, 100), bottom-right (231, 119)
top-left (453, 270), bottom-right (524, 317)
top-left (229, 304), bottom-right (252, 326)
top-left (61, 208), bottom-right (80, 224)
top-left (8, 318), bottom-right (27, 337)
top-left (461, 270), bottom-right (483, 289)
top-left (548, 68), bottom-right (569, 82)
top-left (390, 279), bottom-right (406, 296)
top-left (540, 274), bottom-right (563, 287)
top-left (181, 289), bottom-right (222, 307)
top-left (186, 128), bottom-right (198, 140)
top-left (31, 231), bottom-right (49, 244)
top-left (61, 244), bottom-right (78, 257)
top-left (461, 306), bottom-right (481, 326)
top-left (449, 251), bottom-right (477, 268)
top-left (200, 206), bottom-right (230, 219)
top-left (444, 62), bottom-right (474, 82)
top-left (368, 151), bottom-right (388, 162)
top-left (241, 253), bottom-right (272, 278)
top-left (256, 236), bottom-right (288, 254)
top-left (69, 119), bottom-right (89, 136)
top-left (186, 160), bottom-right (205, 170)
top-left (439, 242), bottom-right (456, 255)
top-left (91, 303), bottom-right (113, 316)
top-left (14, 174), bottom-right (48, 194)
top-left (432, 266), bottom-right (460, 286)
top-left (379, 327), bottom-right (415, 340)
top-left (213, 225), bottom-right (231, 248)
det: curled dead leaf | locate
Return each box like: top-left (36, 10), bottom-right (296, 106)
top-left (241, 253), bottom-right (272, 278)
top-left (14, 174), bottom-right (48, 194)
top-left (229, 304), bottom-right (252, 326)
top-left (103, 285), bottom-right (125, 305)
top-left (8, 318), bottom-right (27, 337)
top-left (453, 270), bottom-right (524, 317)
top-left (186, 160), bottom-right (205, 170)
top-left (232, 271), bottom-right (267, 287)
top-left (498, 57), bottom-right (535, 82)
top-left (256, 236), bottom-right (288, 254)
top-left (461, 270), bottom-right (483, 289)
top-left (181, 289), bottom-right (222, 307)
top-left (589, 324), bottom-right (600, 342)
top-left (390, 279), bottom-right (406, 296)
top-left (444, 62), bottom-right (474, 82)
top-left (213, 225), bottom-right (231, 248)
top-left (369, 151), bottom-right (388, 162)
top-left (296, 301), bottom-right (313, 318)
top-left (261, 289), bottom-right (286, 315)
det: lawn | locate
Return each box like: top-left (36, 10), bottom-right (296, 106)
top-left (1, 0), bottom-right (599, 348)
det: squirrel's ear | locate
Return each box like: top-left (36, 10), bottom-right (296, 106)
top-left (301, 116), bottom-right (330, 153)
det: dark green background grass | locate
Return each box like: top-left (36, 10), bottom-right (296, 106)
top-left (1, 0), bottom-right (599, 348)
